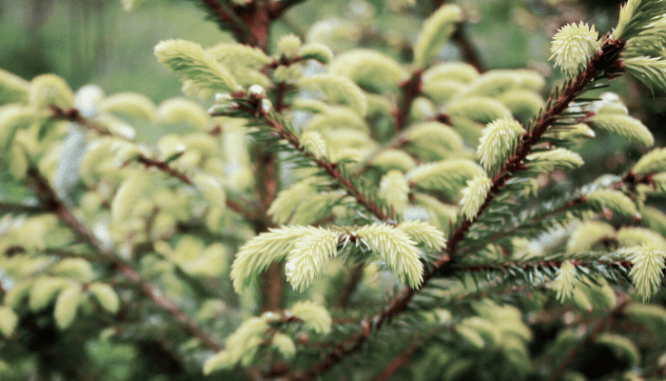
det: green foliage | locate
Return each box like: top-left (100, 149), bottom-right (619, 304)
top-left (2, 1), bottom-right (666, 381)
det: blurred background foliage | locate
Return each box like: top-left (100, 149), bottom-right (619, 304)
top-left (1, 0), bottom-right (664, 187)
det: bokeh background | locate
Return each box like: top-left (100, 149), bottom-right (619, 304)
top-left (0, 0), bottom-right (663, 174)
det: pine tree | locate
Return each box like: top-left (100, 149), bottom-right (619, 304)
top-left (1, 0), bottom-right (666, 380)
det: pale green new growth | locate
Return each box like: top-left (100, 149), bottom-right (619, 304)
top-left (111, 171), bottom-right (156, 222)
top-left (330, 49), bottom-right (407, 93)
top-left (624, 56), bottom-right (666, 93)
top-left (397, 220), bottom-right (446, 250)
top-left (0, 306), bottom-right (18, 338)
top-left (297, 74), bottom-right (368, 116)
top-left (356, 224), bottom-right (424, 288)
top-left (627, 244), bottom-right (666, 301)
top-left (277, 34), bottom-right (302, 59)
top-left (614, 0), bottom-right (666, 41)
top-left (477, 118), bottom-right (524, 176)
top-left (28, 277), bottom-right (69, 312)
top-left (100, 92), bottom-right (157, 123)
top-left (497, 89), bottom-right (545, 117)
top-left (447, 97), bottom-right (512, 124)
top-left (207, 43), bottom-right (271, 69)
top-left (54, 284), bottom-right (83, 329)
top-left (413, 4), bottom-right (463, 68)
top-left (526, 148), bottom-right (584, 172)
top-left (30, 74), bottom-right (73, 109)
top-left (567, 221), bottom-right (616, 254)
top-left (284, 227), bottom-right (339, 291)
top-left (0, 105), bottom-right (33, 152)
top-left (618, 226), bottom-right (666, 247)
top-left (299, 43), bottom-right (333, 64)
top-left (422, 62), bottom-right (479, 84)
top-left (300, 130), bottom-right (327, 159)
top-left (633, 147), bottom-right (666, 175)
top-left (0, 68), bottom-right (30, 104)
top-left (551, 260), bottom-right (579, 302)
top-left (154, 39), bottom-right (239, 94)
top-left (289, 300), bottom-right (332, 335)
top-left (88, 283), bottom-right (120, 314)
top-left (406, 159), bottom-right (485, 197)
top-left (405, 122), bottom-right (464, 160)
top-left (272, 333), bottom-right (296, 359)
top-left (192, 173), bottom-right (226, 209)
top-left (52, 258), bottom-right (95, 283)
top-left (591, 113), bottom-right (654, 147)
top-left (203, 317), bottom-right (270, 374)
top-left (458, 317), bottom-right (501, 348)
top-left (549, 22), bottom-right (600, 77)
top-left (370, 149), bottom-right (417, 173)
top-left (460, 175), bottom-right (492, 221)
top-left (585, 189), bottom-right (640, 219)
top-left (268, 180), bottom-right (315, 224)
top-left (455, 325), bottom-right (485, 349)
top-left (379, 170), bottom-right (409, 216)
top-left (231, 226), bottom-right (315, 293)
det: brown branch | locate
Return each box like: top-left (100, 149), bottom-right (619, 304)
top-left (216, 99), bottom-right (391, 222)
top-left (547, 298), bottom-right (630, 381)
top-left (451, 24), bottom-right (485, 73)
top-left (288, 37), bottom-right (629, 381)
top-left (27, 167), bottom-right (225, 352)
top-left (50, 105), bottom-right (110, 136)
top-left (446, 38), bottom-right (626, 257)
top-left (201, 0), bottom-right (254, 44)
top-left (393, 70), bottom-right (423, 132)
top-left (50, 105), bottom-right (263, 222)
top-left (370, 342), bottom-right (420, 381)
top-left (268, 0), bottom-right (308, 19)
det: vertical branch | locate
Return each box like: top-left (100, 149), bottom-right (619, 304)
top-left (393, 70), bottom-right (423, 132)
top-left (452, 24), bottom-right (485, 73)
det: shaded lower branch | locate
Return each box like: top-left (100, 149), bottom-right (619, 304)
top-left (27, 167), bottom-right (225, 352)
top-left (547, 299), bottom-right (629, 381)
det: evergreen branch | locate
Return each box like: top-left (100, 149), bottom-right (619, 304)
top-left (370, 341), bottom-right (421, 381)
top-left (226, 100), bottom-right (391, 222)
top-left (290, 255), bottom-right (452, 381)
top-left (393, 70), bottom-right (423, 132)
top-left (546, 298), bottom-right (630, 381)
top-left (200, 0), bottom-right (254, 44)
top-left (446, 38), bottom-right (627, 257)
top-left (451, 24), bottom-right (486, 73)
top-left (49, 105), bottom-right (262, 222)
top-left (50, 105), bottom-right (111, 136)
top-left (26, 167), bottom-right (225, 352)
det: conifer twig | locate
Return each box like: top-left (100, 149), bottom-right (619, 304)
top-left (200, 0), bottom-right (253, 43)
top-left (27, 167), bottom-right (225, 352)
top-left (227, 105), bottom-right (391, 222)
top-left (49, 105), bottom-right (262, 223)
top-left (292, 37), bottom-right (629, 381)
top-left (393, 70), bottom-right (423, 132)
top-left (370, 342), bottom-right (420, 381)
top-left (446, 38), bottom-right (626, 257)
